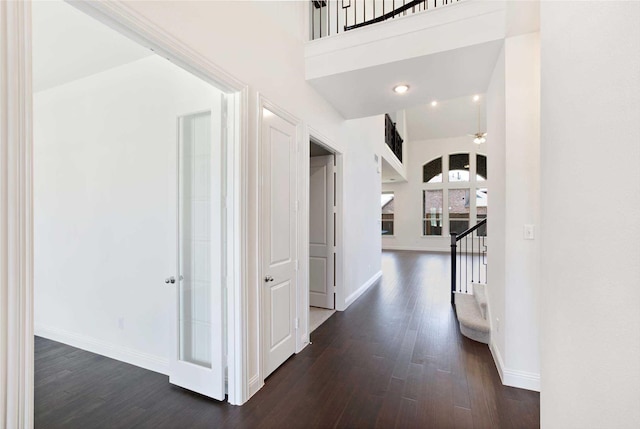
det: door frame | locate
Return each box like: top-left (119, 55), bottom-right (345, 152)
top-left (304, 129), bottom-right (346, 320)
top-left (66, 2), bottom-right (250, 406)
top-left (308, 154), bottom-right (335, 310)
top-left (2, 3), bottom-right (251, 423)
top-left (1, 3), bottom-right (35, 427)
top-left (256, 94), bottom-right (303, 389)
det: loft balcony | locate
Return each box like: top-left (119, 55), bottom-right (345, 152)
top-left (309, 0), bottom-right (466, 41)
top-left (305, 0), bottom-right (539, 119)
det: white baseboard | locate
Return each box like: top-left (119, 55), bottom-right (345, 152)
top-left (490, 342), bottom-right (540, 392)
top-left (344, 270), bottom-right (382, 309)
top-left (248, 373), bottom-right (263, 399)
top-left (35, 324), bottom-right (169, 375)
top-left (381, 245), bottom-right (449, 253)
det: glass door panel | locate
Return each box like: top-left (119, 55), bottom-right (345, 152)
top-left (179, 112), bottom-right (213, 368)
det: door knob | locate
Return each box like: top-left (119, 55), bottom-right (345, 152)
top-left (165, 276), bottom-right (176, 284)
top-left (264, 275), bottom-right (274, 282)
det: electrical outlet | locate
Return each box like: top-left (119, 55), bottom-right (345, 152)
top-left (118, 317), bottom-right (125, 330)
top-left (495, 318), bottom-right (500, 333)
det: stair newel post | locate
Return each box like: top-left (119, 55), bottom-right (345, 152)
top-left (450, 233), bottom-right (457, 305)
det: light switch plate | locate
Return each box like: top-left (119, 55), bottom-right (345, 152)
top-left (524, 224), bottom-right (535, 240)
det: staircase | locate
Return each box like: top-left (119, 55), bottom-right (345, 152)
top-left (455, 283), bottom-right (490, 344)
top-left (450, 219), bottom-right (489, 344)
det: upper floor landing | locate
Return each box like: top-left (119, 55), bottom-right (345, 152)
top-left (305, 0), bottom-right (539, 118)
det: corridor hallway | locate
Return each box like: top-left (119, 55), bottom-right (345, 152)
top-left (35, 251), bottom-right (539, 428)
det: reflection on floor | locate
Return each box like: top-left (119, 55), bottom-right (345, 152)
top-left (34, 251), bottom-right (540, 428)
top-left (309, 306), bottom-right (335, 333)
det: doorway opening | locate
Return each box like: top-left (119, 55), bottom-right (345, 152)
top-left (308, 139), bottom-right (337, 333)
top-left (30, 0), bottom-right (245, 412)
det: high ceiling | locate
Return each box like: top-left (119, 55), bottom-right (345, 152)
top-left (382, 95), bottom-right (487, 183)
top-left (307, 40), bottom-right (502, 119)
top-left (405, 95), bottom-right (487, 141)
top-left (32, 0), bottom-right (153, 92)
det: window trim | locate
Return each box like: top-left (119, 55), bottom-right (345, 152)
top-left (381, 191), bottom-right (395, 236)
top-left (421, 150), bottom-right (488, 237)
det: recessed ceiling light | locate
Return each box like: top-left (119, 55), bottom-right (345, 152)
top-left (431, 100), bottom-right (438, 107)
top-left (393, 84), bottom-right (410, 94)
top-left (473, 94), bottom-right (480, 102)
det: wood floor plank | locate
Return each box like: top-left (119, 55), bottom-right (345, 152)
top-left (395, 397), bottom-right (419, 429)
top-left (374, 376), bottom-right (404, 428)
top-left (35, 251), bottom-right (540, 429)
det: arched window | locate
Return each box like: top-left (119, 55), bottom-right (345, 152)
top-left (449, 153), bottom-right (470, 182)
top-left (422, 157), bottom-right (442, 183)
top-left (421, 152), bottom-right (488, 236)
top-left (477, 154), bottom-right (487, 181)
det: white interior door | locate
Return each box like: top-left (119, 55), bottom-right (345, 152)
top-left (261, 108), bottom-right (297, 378)
top-left (309, 155), bottom-right (335, 309)
top-left (169, 111), bottom-right (225, 400)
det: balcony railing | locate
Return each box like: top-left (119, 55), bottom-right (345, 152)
top-left (311, 0), bottom-right (462, 40)
top-left (384, 114), bottom-right (403, 163)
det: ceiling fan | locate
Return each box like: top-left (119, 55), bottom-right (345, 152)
top-left (468, 96), bottom-right (487, 144)
top-left (472, 132), bottom-right (487, 145)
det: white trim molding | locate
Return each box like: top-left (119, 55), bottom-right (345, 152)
top-left (490, 342), bottom-right (540, 392)
top-left (345, 271), bottom-right (383, 309)
top-left (381, 245), bottom-right (450, 253)
top-left (305, 127), bottom-right (346, 312)
top-left (1, 2), bottom-right (34, 427)
top-left (248, 374), bottom-right (263, 399)
top-left (35, 326), bottom-right (169, 375)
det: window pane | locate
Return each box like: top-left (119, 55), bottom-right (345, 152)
top-left (476, 188), bottom-right (487, 236)
top-left (449, 188), bottom-right (470, 234)
top-left (423, 157), bottom-right (442, 183)
top-left (449, 153), bottom-right (470, 182)
top-left (381, 192), bottom-right (394, 235)
top-left (477, 154), bottom-right (487, 181)
top-left (422, 190), bottom-right (443, 236)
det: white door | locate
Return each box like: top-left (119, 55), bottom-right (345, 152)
top-left (261, 108), bottom-right (298, 378)
top-left (169, 111), bottom-right (225, 400)
top-left (309, 155), bottom-right (335, 309)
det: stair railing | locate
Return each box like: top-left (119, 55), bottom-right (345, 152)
top-left (450, 218), bottom-right (487, 304)
top-left (310, 0), bottom-right (463, 41)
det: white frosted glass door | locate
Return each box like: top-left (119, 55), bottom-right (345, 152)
top-left (170, 111), bottom-right (224, 400)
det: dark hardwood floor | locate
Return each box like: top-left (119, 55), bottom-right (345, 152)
top-left (35, 250), bottom-right (540, 428)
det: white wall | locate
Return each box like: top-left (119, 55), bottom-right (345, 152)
top-left (117, 0), bottom-right (383, 399)
top-left (34, 55), bottom-right (223, 373)
top-left (486, 46), bottom-right (507, 369)
top-left (540, 2), bottom-right (640, 428)
top-left (485, 33), bottom-right (540, 391)
top-left (382, 135), bottom-right (486, 252)
top-left (343, 116), bottom-right (384, 306)
top-left (503, 32), bottom-right (540, 388)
